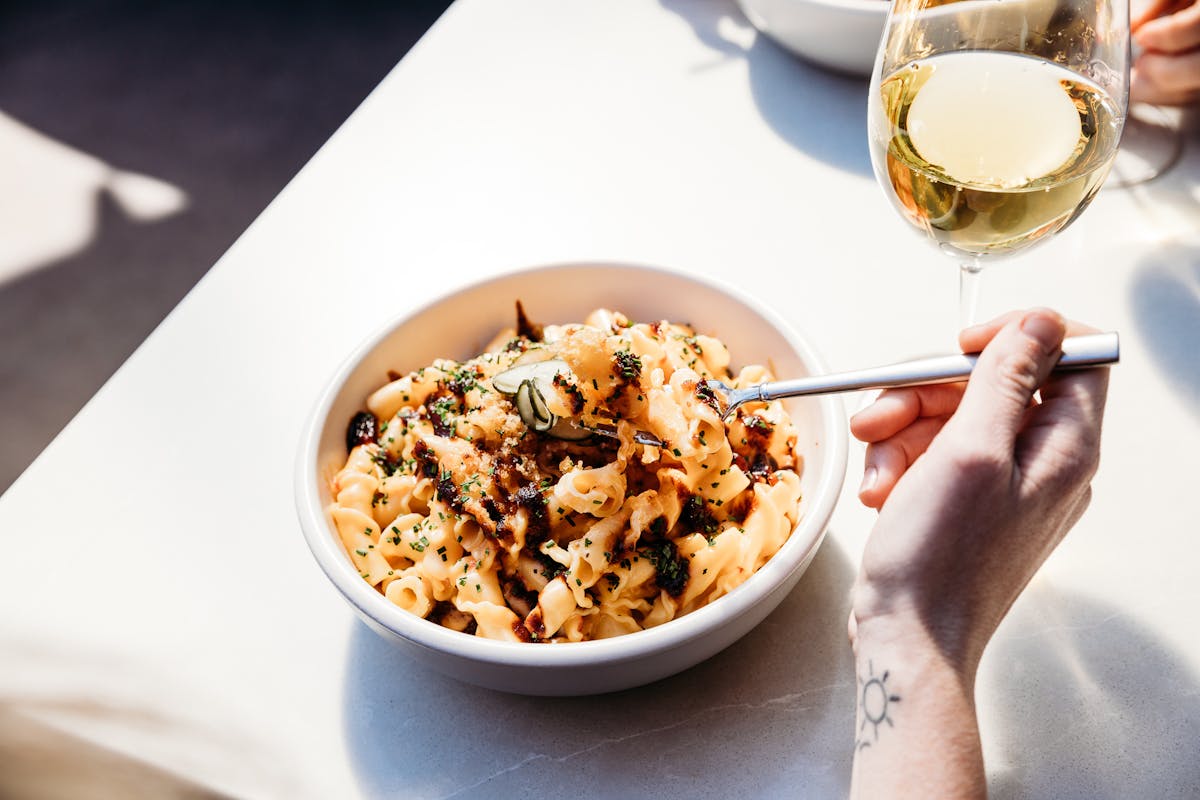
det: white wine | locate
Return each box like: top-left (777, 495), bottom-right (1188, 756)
top-left (873, 51), bottom-right (1122, 260)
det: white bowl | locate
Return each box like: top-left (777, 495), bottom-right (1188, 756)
top-left (739, 0), bottom-right (889, 77)
top-left (294, 262), bottom-right (847, 695)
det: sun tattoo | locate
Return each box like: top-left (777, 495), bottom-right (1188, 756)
top-left (856, 660), bottom-right (900, 751)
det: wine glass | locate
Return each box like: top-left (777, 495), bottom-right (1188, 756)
top-left (1109, 102), bottom-right (1183, 188)
top-left (867, 0), bottom-right (1130, 328)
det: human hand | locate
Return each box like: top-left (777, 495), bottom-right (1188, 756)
top-left (1132, 0), bottom-right (1200, 105)
top-left (847, 309), bottom-right (1110, 674)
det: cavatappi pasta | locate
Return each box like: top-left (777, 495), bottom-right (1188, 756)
top-left (329, 308), bottom-right (803, 642)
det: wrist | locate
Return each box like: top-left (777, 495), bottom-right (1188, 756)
top-left (850, 614), bottom-right (987, 800)
top-left (852, 574), bottom-right (992, 678)
top-left (851, 608), bottom-right (980, 688)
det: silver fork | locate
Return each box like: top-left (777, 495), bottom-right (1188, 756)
top-left (705, 331), bottom-right (1119, 421)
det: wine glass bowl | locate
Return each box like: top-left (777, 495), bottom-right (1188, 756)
top-left (867, 0), bottom-right (1130, 325)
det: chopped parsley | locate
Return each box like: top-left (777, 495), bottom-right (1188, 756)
top-left (613, 350), bottom-right (643, 382)
top-left (369, 449), bottom-right (403, 477)
top-left (641, 539), bottom-right (689, 596)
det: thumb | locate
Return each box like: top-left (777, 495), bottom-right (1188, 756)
top-left (950, 309), bottom-right (1067, 450)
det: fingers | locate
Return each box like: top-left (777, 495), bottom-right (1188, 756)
top-left (960, 313), bottom-right (1098, 353)
top-left (1136, 0), bottom-right (1200, 52)
top-left (859, 416), bottom-right (949, 508)
top-left (949, 309), bottom-right (1067, 451)
top-left (1131, 78), bottom-right (1200, 106)
top-left (1036, 317), bottom-right (1108, 417)
top-left (850, 383), bottom-right (966, 443)
top-left (959, 310), bottom-right (1025, 354)
top-left (1133, 0), bottom-right (1193, 29)
top-left (853, 383), bottom-right (965, 510)
top-left (1132, 51), bottom-right (1200, 105)
top-left (1132, 0), bottom-right (1200, 107)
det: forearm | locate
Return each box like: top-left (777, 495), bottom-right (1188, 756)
top-left (850, 619), bottom-right (986, 800)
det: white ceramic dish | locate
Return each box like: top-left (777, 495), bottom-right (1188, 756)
top-left (738, 0), bottom-right (889, 77)
top-left (295, 262), bottom-right (847, 695)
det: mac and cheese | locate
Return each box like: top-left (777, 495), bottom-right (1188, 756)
top-left (329, 308), bottom-right (803, 642)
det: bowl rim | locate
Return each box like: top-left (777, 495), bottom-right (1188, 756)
top-left (294, 261), bottom-right (848, 668)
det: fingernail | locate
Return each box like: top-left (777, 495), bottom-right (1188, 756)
top-left (859, 466), bottom-right (877, 496)
top-left (1021, 311), bottom-right (1064, 356)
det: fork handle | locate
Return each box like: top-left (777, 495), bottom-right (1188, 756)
top-left (750, 332), bottom-right (1120, 403)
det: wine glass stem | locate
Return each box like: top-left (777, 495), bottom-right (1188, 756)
top-left (959, 258), bottom-right (984, 330)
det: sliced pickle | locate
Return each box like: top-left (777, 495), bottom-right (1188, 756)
top-left (514, 379), bottom-right (556, 433)
top-left (526, 380), bottom-right (553, 427)
top-left (502, 358), bottom-right (603, 440)
top-left (492, 358), bottom-right (570, 395)
top-left (514, 381), bottom-right (536, 426)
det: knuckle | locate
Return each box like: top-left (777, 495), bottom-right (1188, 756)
top-left (996, 351), bottom-right (1041, 398)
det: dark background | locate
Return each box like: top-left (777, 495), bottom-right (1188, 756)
top-left (0, 0), bottom-right (452, 492)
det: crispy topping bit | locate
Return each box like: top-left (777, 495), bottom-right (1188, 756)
top-left (526, 607), bottom-right (547, 638)
top-left (446, 363), bottom-right (484, 397)
top-left (429, 395), bottom-right (460, 438)
top-left (436, 469), bottom-right (464, 511)
top-left (742, 413), bottom-right (775, 448)
top-left (412, 439), bottom-right (439, 478)
top-left (514, 482), bottom-right (550, 543)
top-left (515, 300), bottom-right (543, 341)
top-left (648, 516), bottom-right (668, 539)
top-left (613, 350), bottom-right (642, 383)
top-left (642, 539), bottom-right (689, 596)
top-left (553, 373), bottom-right (586, 415)
top-left (346, 411), bottom-right (379, 452)
top-left (679, 493), bottom-right (718, 536)
top-left (511, 620), bottom-right (534, 643)
top-left (747, 453), bottom-right (779, 484)
top-left (481, 497), bottom-right (504, 523)
top-left (695, 381), bottom-right (721, 412)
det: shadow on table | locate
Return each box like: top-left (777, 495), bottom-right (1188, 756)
top-left (0, 1), bottom-right (451, 493)
top-left (342, 536), bottom-right (857, 800)
top-left (1128, 240), bottom-right (1200, 416)
top-left (658, 0), bottom-right (872, 177)
top-left (983, 585), bottom-right (1200, 799)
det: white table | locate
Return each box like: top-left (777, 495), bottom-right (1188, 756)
top-left (1, 1), bottom-right (1197, 797)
